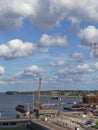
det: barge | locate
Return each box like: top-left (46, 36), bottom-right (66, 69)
top-left (64, 93), bottom-right (98, 111)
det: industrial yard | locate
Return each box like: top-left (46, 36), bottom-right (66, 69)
top-left (14, 78), bottom-right (98, 130)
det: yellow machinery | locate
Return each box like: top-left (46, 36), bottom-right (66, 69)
top-left (34, 78), bottom-right (42, 108)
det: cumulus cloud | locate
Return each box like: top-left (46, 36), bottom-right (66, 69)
top-left (14, 65), bottom-right (44, 78)
top-left (94, 62), bottom-right (98, 69)
top-left (39, 34), bottom-right (67, 46)
top-left (49, 60), bottom-right (65, 66)
top-left (0, 0), bottom-right (37, 30)
top-left (0, 39), bottom-right (37, 59)
top-left (24, 65), bottom-right (44, 74)
top-left (1, 0), bottom-right (98, 30)
top-left (0, 0), bottom-right (67, 30)
top-left (71, 52), bottom-right (84, 61)
top-left (0, 66), bottom-right (5, 75)
top-left (53, 63), bottom-right (94, 86)
top-left (76, 64), bottom-right (94, 73)
top-left (58, 64), bottom-right (94, 76)
top-left (79, 26), bottom-right (98, 45)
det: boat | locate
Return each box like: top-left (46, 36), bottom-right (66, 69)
top-left (50, 90), bottom-right (59, 99)
top-left (15, 104), bottom-right (26, 113)
top-left (64, 93), bottom-right (98, 111)
top-left (63, 107), bottom-right (85, 111)
top-left (63, 103), bottom-right (88, 111)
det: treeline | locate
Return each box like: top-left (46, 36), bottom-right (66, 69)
top-left (5, 90), bottom-right (98, 96)
top-left (5, 91), bottom-right (51, 96)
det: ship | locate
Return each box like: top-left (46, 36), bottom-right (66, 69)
top-left (63, 103), bottom-right (89, 111)
top-left (64, 93), bottom-right (98, 111)
top-left (50, 90), bottom-right (59, 99)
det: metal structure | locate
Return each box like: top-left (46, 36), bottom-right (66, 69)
top-left (83, 94), bottom-right (98, 104)
top-left (34, 78), bottom-right (42, 108)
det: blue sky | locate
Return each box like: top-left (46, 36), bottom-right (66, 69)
top-left (0, 0), bottom-right (98, 91)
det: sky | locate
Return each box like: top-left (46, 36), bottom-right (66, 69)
top-left (0, 0), bottom-right (98, 91)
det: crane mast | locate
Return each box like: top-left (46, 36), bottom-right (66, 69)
top-left (37, 78), bottom-right (41, 104)
top-left (35, 78), bottom-right (42, 108)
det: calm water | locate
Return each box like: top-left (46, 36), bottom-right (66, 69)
top-left (0, 95), bottom-right (80, 118)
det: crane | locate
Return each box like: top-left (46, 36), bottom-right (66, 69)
top-left (34, 78), bottom-right (42, 108)
top-left (37, 77), bottom-right (42, 104)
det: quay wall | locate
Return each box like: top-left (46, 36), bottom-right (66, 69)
top-left (30, 120), bottom-right (51, 130)
top-left (0, 118), bottom-right (52, 130)
top-left (0, 118), bottom-right (29, 128)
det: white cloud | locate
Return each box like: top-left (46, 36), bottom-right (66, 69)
top-left (0, 39), bottom-right (37, 59)
top-left (39, 34), bottom-right (67, 46)
top-left (69, 16), bottom-right (80, 24)
top-left (77, 64), bottom-right (94, 72)
top-left (0, 0), bottom-right (67, 30)
top-left (94, 62), bottom-right (98, 69)
top-left (0, 0), bottom-right (37, 30)
top-left (1, 0), bottom-right (98, 30)
top-left (71, 52), bottom-right (84, 61)
top-left (58, 63), bottom-right (94, 76)
top-left (49, 60), bottom-right (65, 66)
top-left (0, 66), bottom-right (5, 75)
top-left (24, 65), bottom-right (44, 74)
top-left (14, 65), bottom-right (44, 78)
top-left (79, 26), bottom-right (98, 45)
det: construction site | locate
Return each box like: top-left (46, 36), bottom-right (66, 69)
top-left (13, 78), bottom-right (98, 130)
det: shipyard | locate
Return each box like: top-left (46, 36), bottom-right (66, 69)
top-left (1, 78), bottom-right (96, 130)
top-left (1, 0), bottom-right (98, 130)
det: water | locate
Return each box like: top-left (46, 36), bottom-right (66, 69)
top-left (0, 95), bottom-right (80, 118)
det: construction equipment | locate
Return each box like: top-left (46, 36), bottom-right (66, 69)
top-left (34, 78), bottom-right (42, 108)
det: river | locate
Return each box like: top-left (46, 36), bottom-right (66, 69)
top-left (0, 95), bottom-right (80, 118)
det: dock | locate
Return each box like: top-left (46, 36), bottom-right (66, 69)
top-left (0, 110), bottom-right (97, 130)
top-left (0, 118), bottom-right (29, 128)
top-left (0, 118), bottom-right (73, 130)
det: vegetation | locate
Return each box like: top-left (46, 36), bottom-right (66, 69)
top-left (4, 90), bottom-right (98, 97)
top-left (92, 120), bottom-right (98, 129)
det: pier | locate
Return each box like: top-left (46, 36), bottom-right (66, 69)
top-left (0, 118), bottom-right (74, 130)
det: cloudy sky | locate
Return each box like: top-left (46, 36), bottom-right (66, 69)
top-left (0, 0), bottom-right (98, 91)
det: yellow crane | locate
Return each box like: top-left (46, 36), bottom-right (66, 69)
top-left (34, 78), bottom-right (42, 108)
